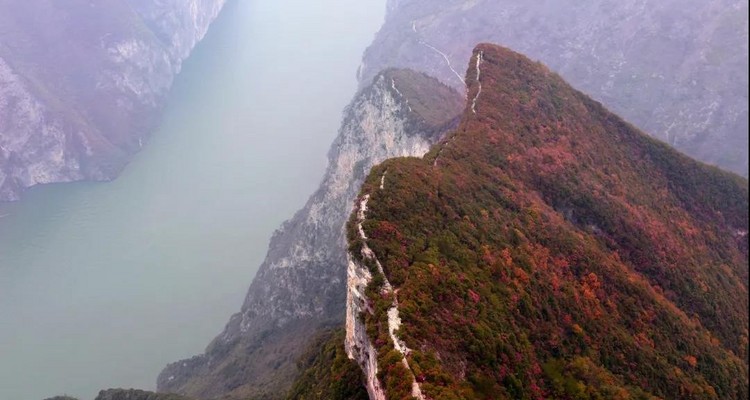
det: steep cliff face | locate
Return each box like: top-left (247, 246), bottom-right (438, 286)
top-left (0, 0), bottom-right (225, 200)
top-left (158, 69), bottom-right (464, 399)
top-left (359, 0), bottom-right (749, 176)
top-left (349, 44), bottom-right (748, 399)
top-left (127, 0), bottom-right (225, 68)
top-left (346, 187), bottom-right (426, 400)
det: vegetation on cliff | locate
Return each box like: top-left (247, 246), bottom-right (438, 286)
top-left (287, 329), bottom-right (369, 400)
top-left (349, 44), bottom-right (748, 399)
top-left (158, 67), bottom-right (463, 400)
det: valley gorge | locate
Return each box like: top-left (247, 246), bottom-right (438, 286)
top-left (0, 1), bottom-right (746, 399)
top-left (157, 1), bottom-right (748, 399)
top-left (1, 0), bottom-right (387, 398)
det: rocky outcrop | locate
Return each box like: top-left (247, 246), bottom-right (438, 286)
top-left (346, 188), bottom-right (425, 400)
top-left (0, 0), bottom-right (225, 200)
top-left (346, 195), bottom-right (388, 400)
top-left (359, 0), bottom-right (749, 176)
top-left (158, 69), bottom-right (464, 399)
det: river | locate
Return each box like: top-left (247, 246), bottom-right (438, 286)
top-left (0, 1), bottom-right (384, 398)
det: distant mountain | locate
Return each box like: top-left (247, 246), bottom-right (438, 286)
top-left (94, 389), bottom-right (193, 400)
top-left (0, 0), bottom-right (225, 200)
top-left (43, 389), bottom-right (194, 400)
top-left (158, 69), bottom-right (464, 399)
top-left (344, 44), bottom-right (748, 399)
top-left (360, 0), bottom-right (749, 176)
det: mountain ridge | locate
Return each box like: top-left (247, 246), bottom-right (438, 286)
top-left (157, 69), bottom-right (464, 399)
top-left (344, 43), bottom-right (748, 399)
top-left (359, 0), bottom-right (749, 176)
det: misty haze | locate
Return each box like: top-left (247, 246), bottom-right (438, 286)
top-left (0, 0), bottom-right (384, 398)
top-left (0, 1), bottom-right (747, 400)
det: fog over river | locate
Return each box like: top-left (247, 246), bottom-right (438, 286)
top-left (0, 1), bottom-right (385, 398)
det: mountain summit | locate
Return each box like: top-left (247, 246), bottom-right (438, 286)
top-left (344, 44), bottom-right (748, 399)
top-left (360, 0), bottom-right (749, 176)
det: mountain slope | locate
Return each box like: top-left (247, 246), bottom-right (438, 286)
top-left (0, 0), bottom-right (225, 200)
top-left (347, 44), bottom-right (748, 399)
top-left (285, 329), bottom-right (369, 400)
top-left (360, 0), bottom-right (749, 176)
top-left (158, 69), bottom-right (464, 399)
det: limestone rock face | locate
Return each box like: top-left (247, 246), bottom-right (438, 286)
top-left (157, 69), bottom-right (464, 399)
top-left (360, 0), bottom-right (749, 176)
top-left (0, 0), bottom-right (225, 200)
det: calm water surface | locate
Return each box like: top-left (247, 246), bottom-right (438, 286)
top-left (0, 1), bottom-right (384, 398)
